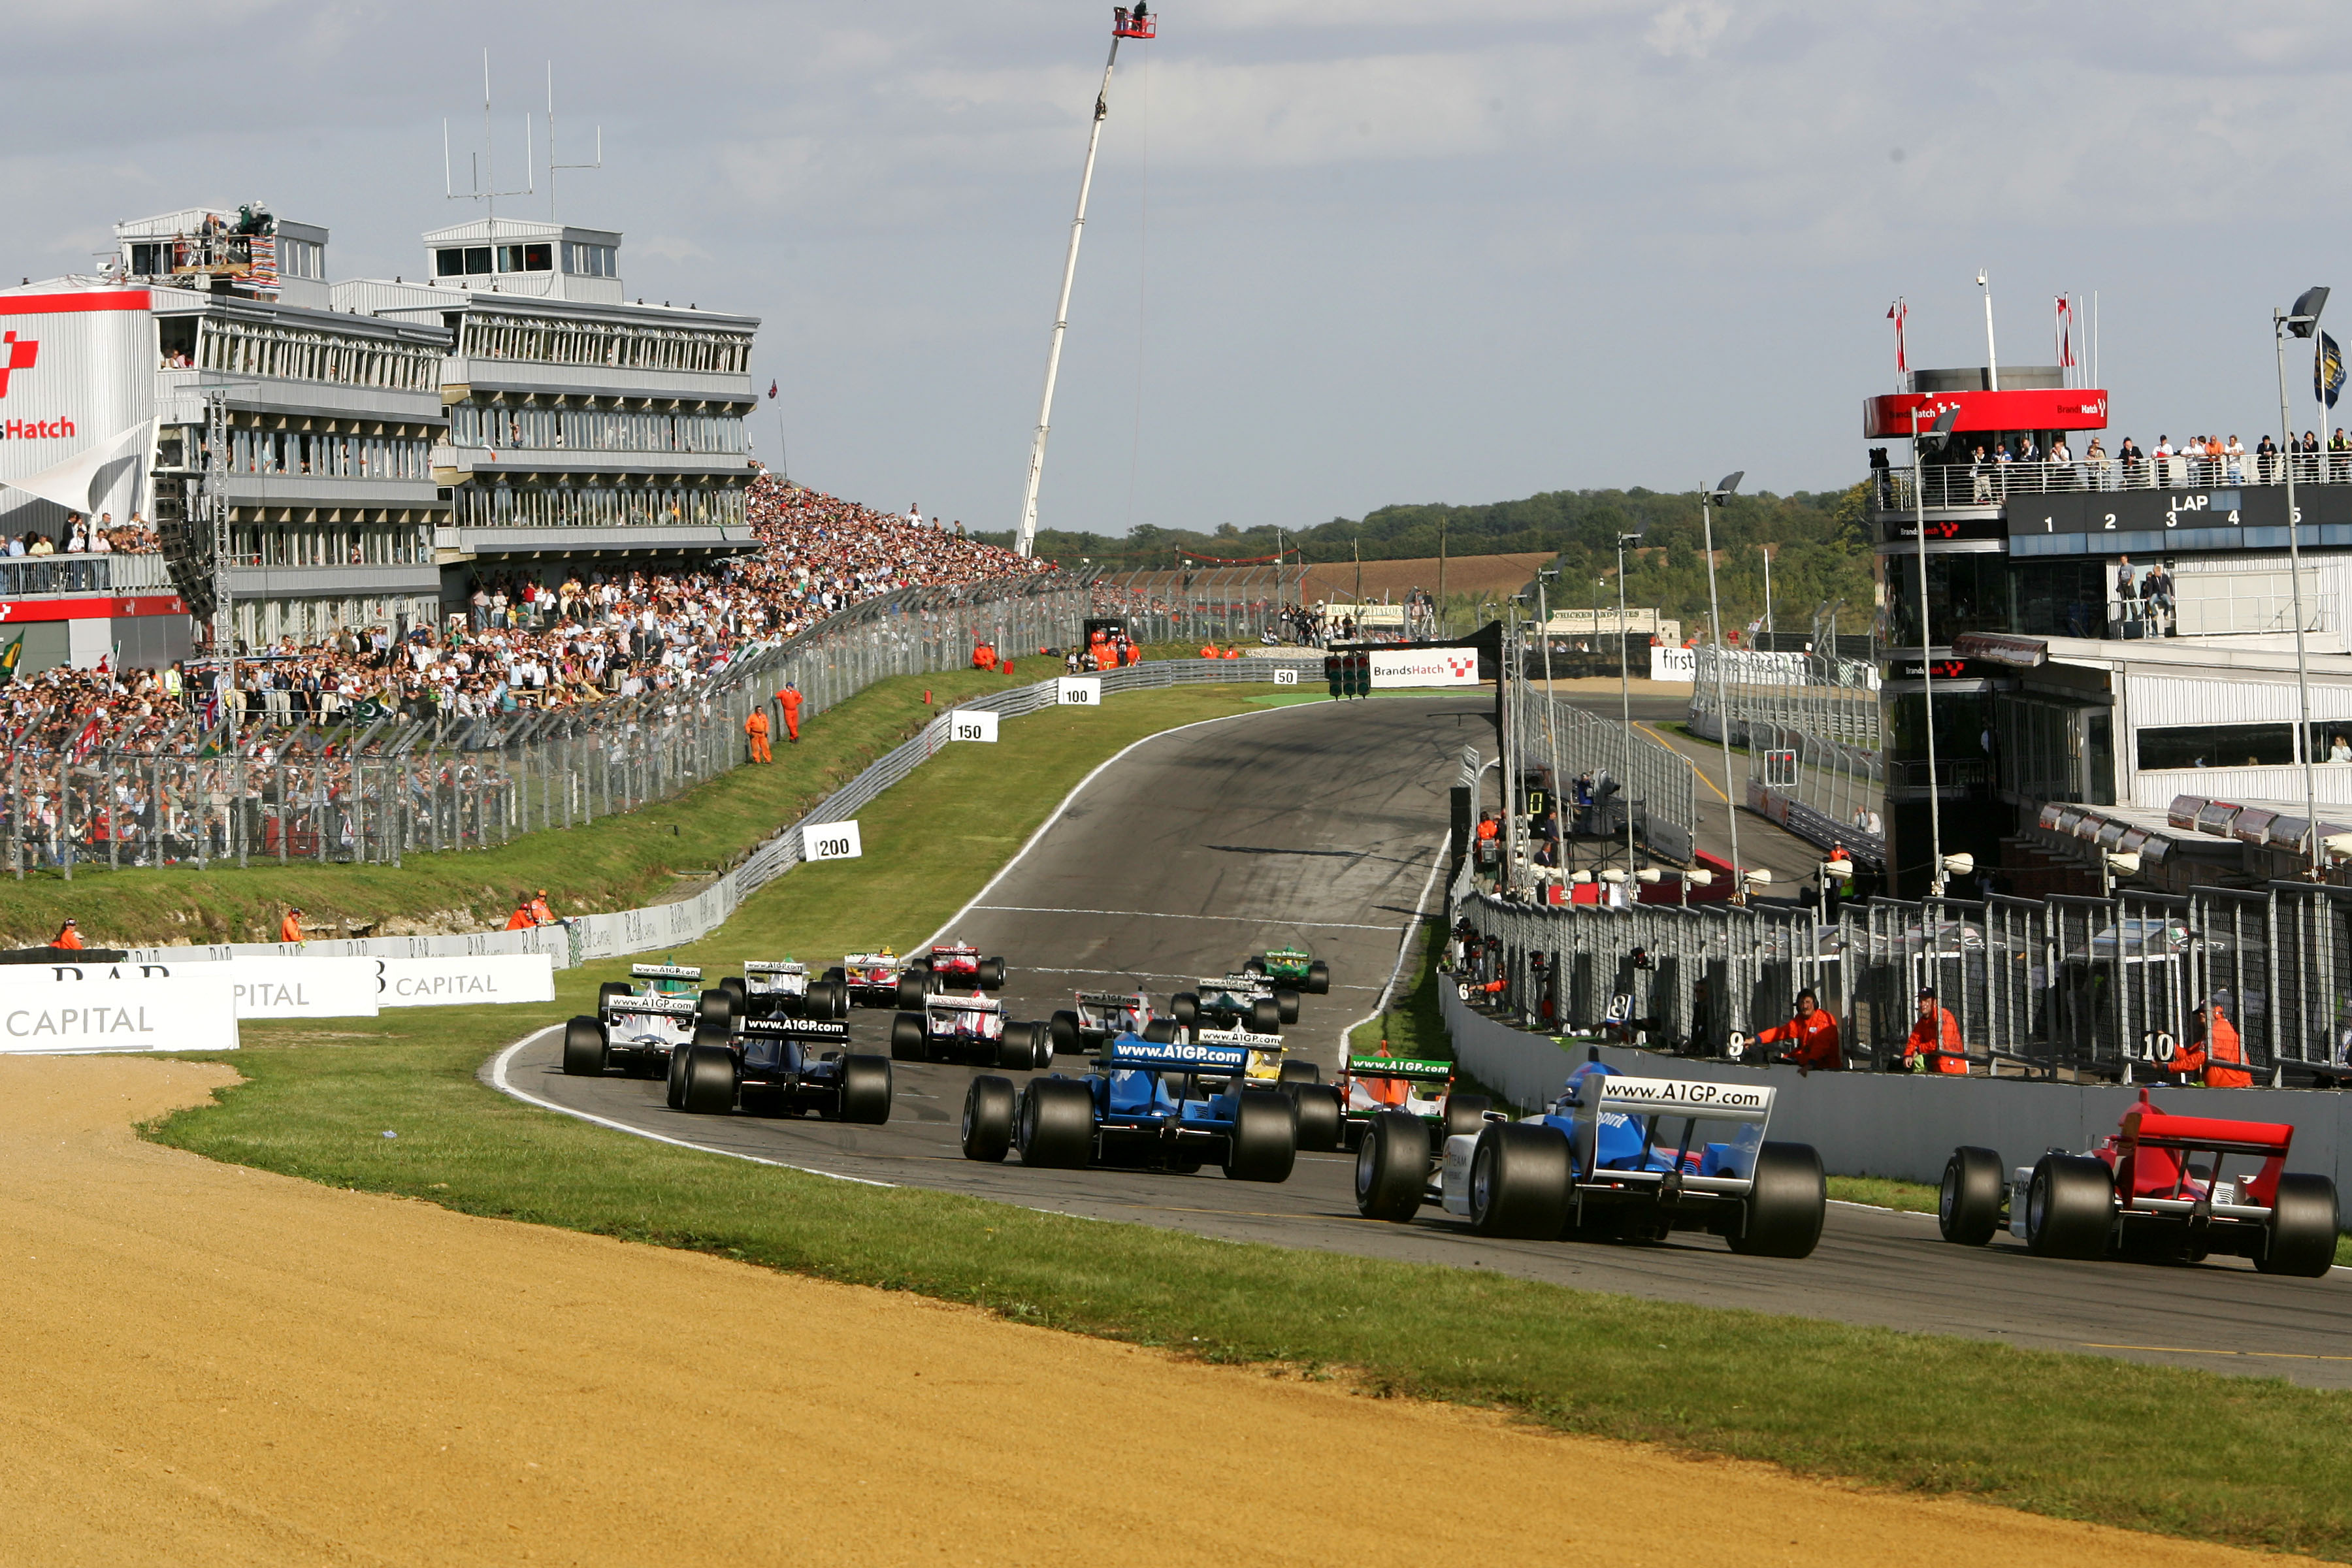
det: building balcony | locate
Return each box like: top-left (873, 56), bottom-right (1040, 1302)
top-left (0, 553), bottom-right (176, 598)
top-left (429, 444), bottom-right (751, 482)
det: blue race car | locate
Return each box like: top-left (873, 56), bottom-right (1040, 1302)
top-left (1352, 1051), bottom-right (1825, 1256)
top-left (958, 1034), bottom-right (1296, 1181)
top-left (675, 1012), bottom-right (893, 1124)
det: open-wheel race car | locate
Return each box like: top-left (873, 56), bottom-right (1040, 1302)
top-left (1936, 1089), bottom-right (2340, 1276)
top-left (921, 941), bottom-right (1007, 992)
top-left (671, 1009), bottom-right (893, 1123)
top-left (892, 991), bottom-right (1052, 1070)
top-left (1337, 1054), bottom-right (1494, 1154)
top-left (958, 1032), bottom-right (1297, 1181)
top-left (1354, 1055), bottom-right (1825, 1256)
top-left (1245, 945), bottom-right (1330, 996)
top-left (719, 958), bottom-right (850, 1022)
top-left (841, 949), bottom-right (937, 1010)
top-left (595, 960), bottom-right (708, 1019)
top-left (1050, 990), bottom-right (1176, 1057)
top-left (1192, 1020), bottom-right (1345, 1152)
top-left (1171, 973), bottom-right (1292, 1035)
top-left (566, 963), bottom-right (736, 1081)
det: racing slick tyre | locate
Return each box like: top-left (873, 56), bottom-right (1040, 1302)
top-left (1443, 1094), bottom-right (1492, 1141)
top-left (1222, 1089), bottom-right (1298, 1183)
top-left (1467, 1122), bottom-right (1572, 1239)
top-left (683, 1039), bottom-right (738, 1115)
top-left (666, 1040), bottom-right (693, 1108)
top-left (1277, 1059), bottom-right (1320, 1086)
top-left (716, 976), bottom-right (748, 1011)
top-left (890, 1012), bottom-right (928, 1062)
top-left (1290, 1083), bottom-right (1345, 1153)
top-left (997, 1022), bottom-right (1043, 1072)
top-left (2024, 1153), bottom-right (2115, 1261)
top-left (1171, 992), bottom-right (1199, 1029)
top-left (840, 1054), bottom-right (893, 1125)
top-left (1355, 1111), bottom-right (1429, 1222)
top-left (1938, 1145), bottom-right (2006, 1247)
top-left (1249, 998), bottom-right (1282, 1034)
top-left (561, 1016), bottom-right (608, 1077)
top-left (823, 967), bottom-right (850, 1017)
top-left (801, 979), bottom-right (836, 1019)
top-left (696, 988), bottom-right (737, 1032)
top-left (1243, 957), bottom-right (1267, 978)
top-left (977, 956), bottom-right (1006, 991)
top-left (1306, 961), bottom-right (1330, 996)
top-left (1726, 1141), bottom-right (1827, 1258)
top-left (896, 972), bottom-right (930, 1010)
top-left (1051, 1010), bottom-right (1082, 1058)
top-left (1274, 990), bottom-right (1301, 1026)
top-left (962, 1075), bottom-right (1015, 1162)
top-left (2255, 1173), bottom-right (2341, 1277)
top-left (1017, 1078), bottom-right (1095, 1169)
top-left (596, 979), bottom-right (630, 1013)
top-left (1140, 1019), bottom-right (1176, 1044)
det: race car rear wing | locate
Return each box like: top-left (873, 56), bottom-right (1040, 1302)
top-left (1345, 1054), bottom-right (1451, 1082)
top-left (1573, 1076), bottom-right (1774, 1193)
top-left (841, 953), bottom-right (899, 970)
top-left (1194, 1024), bottom-right (1282, 1052)
top-left (1103, 1036), bottom-right (1251, 1073)
top-left (610, 994), bottom-right (699, 1019)
top-left (742, 960), bottom-right (807, 977)
top-left (2123, 1108), bottom-right (2294, 1159)
top-left (630, 963), bottom-right (703, 982)
top-left (1075, 990), bottom-right (1145, 1009)
top-left (927, 994), bottom-right (1003, 1015)
top-left (742, 1017), bottom-right (851, 1044)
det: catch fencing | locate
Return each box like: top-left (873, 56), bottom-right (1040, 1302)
top-left (1685, 640), bottom-right (1884, 860)
top-left (1452, 880), bottom-right (2352, 1085)
top-left (1505, 672), bottom-right (1697, 866)
top-left (7, 576), bottom-right (1088, 879)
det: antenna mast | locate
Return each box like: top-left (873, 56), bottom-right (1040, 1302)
top-left (547, 62), bottom-right (604, 222)
top-left (1015, 7), bottom-right (1156, 559)
top-left (444, 51), bottom-right (534, 219)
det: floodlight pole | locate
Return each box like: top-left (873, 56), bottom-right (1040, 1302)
top-left (1912, 404), bottom-right (1955, 896)
top-left (1700, 474), bottom-right (1742, 898)
top-left (1015, 21), bottom-right (1143, 558)
top-left (2276, 287), bottom-right (2330, 879)
top-left (1614, 534), bottom-right (1640, 883)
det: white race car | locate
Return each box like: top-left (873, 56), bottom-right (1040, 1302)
top-left (892, 992), bottom-right (1051, 1070)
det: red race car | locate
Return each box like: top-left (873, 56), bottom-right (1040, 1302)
top-left (922, 940), bottom-right (1006, 992)
top-left (1937, 1089), bottom-right (2339, 1276)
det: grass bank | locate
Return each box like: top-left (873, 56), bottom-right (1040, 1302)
top-left (145, 686), bottom-right (2352, 1562)
top-left (4, 665), bottom-right (1054, 951)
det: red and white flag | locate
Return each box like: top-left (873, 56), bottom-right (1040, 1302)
top-left (1887, 297), bottom-right (1908, 377)
top-left (2055, 295), bottom-right (2077, 374)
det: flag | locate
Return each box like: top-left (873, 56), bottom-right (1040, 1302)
top-left (2055, 295), bottom-right (2076, 374)
top-left (767, 380), bottom-right (777, 399)
top-left (2318, 331), bottom-right (2345, 410)
top-left (0, 630), bottom-right (20, 683)
top-left (70, 716), bottom-right (103, 762)
top-left (1887, 298), bottom-right (1907, 376)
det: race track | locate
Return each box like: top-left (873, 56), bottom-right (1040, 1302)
top-left (495, 696), bottom-right (2352, 1388)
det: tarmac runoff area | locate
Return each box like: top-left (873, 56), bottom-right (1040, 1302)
top-left (1, 1053), bottom-right (2323, 1568)
top-left (506, 696), bottom-right (2352, 1389)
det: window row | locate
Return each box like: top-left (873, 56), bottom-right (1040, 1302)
top-left (448, 404), bottom-right (746, 455)
top-left (229, 523), bottom-right (434, 568)
top-left (459, 312), bottom-right (751, 374)
top-left (451, 482), bottom-right (748, 531)
top-left (194, 318), bottom-right (442, 392)
top-left (233, 591), bottom-right (439, 645)
top-left (214, 428), bottom-right (435, 482)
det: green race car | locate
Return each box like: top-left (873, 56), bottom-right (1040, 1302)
top-left (1335, 1054), bottom-right (1494, 1156)
top-left (1244, 945), bottom-right (1330, 996)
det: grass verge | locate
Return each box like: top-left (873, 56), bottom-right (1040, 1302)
top-left (144, 686), bottom-right (2352, 1562)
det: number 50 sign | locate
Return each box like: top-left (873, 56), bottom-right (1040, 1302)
top-left (801, 821), bottom-right (864, 862)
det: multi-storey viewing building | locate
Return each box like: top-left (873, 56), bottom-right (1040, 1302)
top-left (0, 203), bottom-right (760, 674)
top-left (335, 216), bottom-right (759, 600)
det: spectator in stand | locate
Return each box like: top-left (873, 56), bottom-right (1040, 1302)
top-left (2256, 432), bottom-right (2279, 483)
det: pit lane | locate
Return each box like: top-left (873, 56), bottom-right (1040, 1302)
top-left (493, 695), bottom-right (2352, 1388)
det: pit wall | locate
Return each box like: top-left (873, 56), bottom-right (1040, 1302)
top-left (1442, 978), bottom-right (2352, 1196)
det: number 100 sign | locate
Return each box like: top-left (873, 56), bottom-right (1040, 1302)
top-left (801, 821), bottom-right (864, 862)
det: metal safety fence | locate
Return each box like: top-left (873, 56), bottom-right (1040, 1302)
top-left (1505, 672), bottom-right (1697, 866)
top-left (1453, 880), bottom-right (2352, 1085)
top-left (5, 576), bottom-right (1090, 877)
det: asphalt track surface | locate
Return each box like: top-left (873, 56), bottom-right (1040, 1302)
top-left (495, 696), bottom-right (2352, 1388)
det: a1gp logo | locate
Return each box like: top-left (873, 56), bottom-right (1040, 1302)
top-left (801, 821), bottom-right (863, 862)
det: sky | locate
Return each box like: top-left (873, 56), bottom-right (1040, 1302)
top-left (10, 1), bottom-right (2352, 546)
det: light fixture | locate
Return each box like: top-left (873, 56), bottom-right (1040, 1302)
top-left (2104, 851), bottom-right (2141, 877)
top-left (1941, 851), bottom-right (1976, 878)
top-left (1744, 868), bottom-right (1773, 885)
top-left (1635, 868), bottom-right (1662, 884)
top-left (1599, 868), bottom-right (1629, 884)
top-left (1685, 869), bottom-right (1714, 887)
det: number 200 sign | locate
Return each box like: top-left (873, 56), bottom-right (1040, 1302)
top-left (801, 821), bottom-right (863, 862)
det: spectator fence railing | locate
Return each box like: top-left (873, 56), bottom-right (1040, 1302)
top-left (1505, 670), bottom-right (1697, 866)
top-left (1453, 879), bottom-right (2352, 1085)
top-left (6, 575), bottom-right (1090, 878)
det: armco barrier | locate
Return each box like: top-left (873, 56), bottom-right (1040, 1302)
top-left (127, 657), bottom-right (1328, 972)
top-left (1441, 978), bottom-right (2352, 1198)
